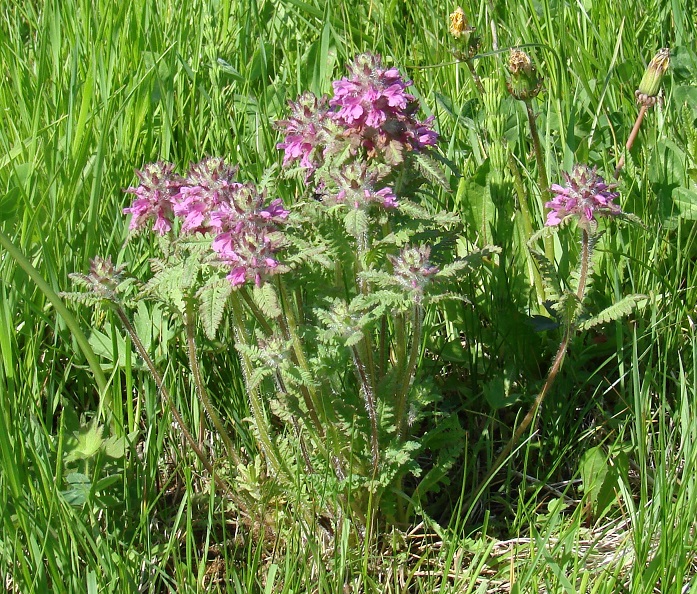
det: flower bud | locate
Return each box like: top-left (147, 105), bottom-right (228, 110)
top-left (635, 48), bottom-right (670, 107)
top-left (506, 49), bottom-right (543, 101)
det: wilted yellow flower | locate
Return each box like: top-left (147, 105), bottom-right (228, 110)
top-left (449, 7), bottom-right (473, 38)
top-left (636, 48), bottom-right (670, 106)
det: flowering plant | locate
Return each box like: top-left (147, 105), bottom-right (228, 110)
top-left (66, 53), bottom-right (496, 534)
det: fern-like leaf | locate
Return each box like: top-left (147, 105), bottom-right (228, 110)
top-left (253, 283), bottom-right (282, 319)
top-left (197, 278), bottom-right (232, 340)
top-left (529, 249), bottom-right (562, 300)
top-left (577, 294), bottom-right (647, 330)
top-left (413, 152), bottom-right (449, 190)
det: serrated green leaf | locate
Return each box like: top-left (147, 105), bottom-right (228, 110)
top-left (344, 208), bottom-right (369, 238)
top-left (413, 151), bottom-right (449, 189)
top-left (529, 249), bottom-right (562, 300)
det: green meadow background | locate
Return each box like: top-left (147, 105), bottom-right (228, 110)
top-left (1, 0), bottom-right (697, 592)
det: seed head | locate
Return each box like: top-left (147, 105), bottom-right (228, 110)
top-left (449, 7), bottom-right (480, 59)
top-left (506, 49), bottom-right (543, 101)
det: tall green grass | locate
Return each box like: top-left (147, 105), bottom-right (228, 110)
top-left (1, 0), bottom-right (696, 591)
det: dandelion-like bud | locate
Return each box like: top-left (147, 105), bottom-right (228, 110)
top-left (506, 49), bottom-right (543, 101)
top-left (545, 165), bottom-right (621, 228)
top-left (636, 48), bottom-right (670, 107)
top-left (449, 7), bottom-right (471, 38)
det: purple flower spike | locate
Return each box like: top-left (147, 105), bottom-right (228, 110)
top-left (329, 53), bottom-right (438, 161)
top-left (331, 53), bottom-right (410, 129)
top-left (123, 162), bottom-right (184, 235)
top-left (545, 165), bottom-right (621, 227)
top-left (275, 92), bottom-right (331, 173)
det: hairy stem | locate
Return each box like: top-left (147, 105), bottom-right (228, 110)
top-left (614, 104), bottom-right (648, 179)
top-left (276, 279), bottom-right (325, 437)
top-left (465, 59), bottom-right (486, 95)
top-left (114, 305), bottom-right (239, 502)
top-left (351, 345), bottom-right (379, 474)
top-left (184, 301), bottom-right (241, 467)
top-left (229, 292), bottom-right (284, 476)
top-left (468, 228), bottom-right (593, 509)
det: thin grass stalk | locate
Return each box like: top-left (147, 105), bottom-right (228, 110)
top-left (508, 151), bottom-right (546, 304)
top-left (0, 229), bottom-right (111, 411)
top-left (524, 99), bottom-right (555, 264)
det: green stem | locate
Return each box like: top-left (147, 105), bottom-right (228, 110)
top-left (276, 279), bottom-right (325, 436)
top-left (184, 301), bottom-right (241, 467)
top-left (0, 230), bottom-right (111, 412)
top-left (351, 344), bottom-right (379, 474)
top-left (508, 152), bottom-right (546, 304)
top-left (239, 287), bottom-right (274, 336)
top-left (524, 100), bottom-right (555, 265)
top-left (394, 303), bottom-right (424, 443)
top-left (465, 59), bottom-right (486, 95)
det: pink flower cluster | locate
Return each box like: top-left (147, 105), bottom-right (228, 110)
top-left (330, 53), bottom-right (438, 155)
top-left (209, 184), bottom-right (289, 287)
top-left (276, 93), bottom-right (332, 172)
top-left (122, 159), bottom-right (289, 287)
top-left (123, 162), bottom-right (184, 235)
top-left (545, 165), bottom-right (621, 227)
top-left (276, 53), bottom-right (438, 174)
